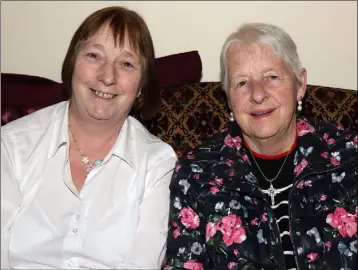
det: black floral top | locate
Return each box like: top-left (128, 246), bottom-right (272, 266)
top-left (162, 117), bottom-right (357, 270)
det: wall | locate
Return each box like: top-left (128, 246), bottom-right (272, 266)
top-left (1, 1), bottom-right (357, 89)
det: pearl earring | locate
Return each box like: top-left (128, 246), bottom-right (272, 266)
top-left (297, 99), bottom-right (303, 111)
top-left (229, 112), bottom-right (234, 122)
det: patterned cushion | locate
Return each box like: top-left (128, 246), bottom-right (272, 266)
top-left (303, 85), bottom-right (358, 132)
top-left (137, 82), bottom-right (358, 158)
top-left (138, 83), bottom-right (230, 158)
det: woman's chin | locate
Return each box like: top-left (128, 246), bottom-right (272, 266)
top-left (247, 125), bottom-right (280, 140)
top-left (87, 110), bottom-right (114, 121)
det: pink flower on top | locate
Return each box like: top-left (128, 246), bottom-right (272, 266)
top-left (307, 252), bottom-right (318, 262)
top-left (325, 241), bottom-right (332, 250)
top-left (323, 133), bottom-right (335, 145)
top-left (330, 156), bottom-right (340, 166)
top-left (261, 213), bottom-right (268, 222)
top-left (327, 138), bottom-right (335, 145)
top-left (206, 222), bottom-right (219, 241)
top-left (296, 119), bottom-right (316, 136)
top-left (210, 186), bottom-right (220, 194)
top-left (218, 214), bottom-right (247, 246)
top-left (183, 260), bottom-right (204, 270)
top-left (233, 249), bottom-right (239, 257)
top-left (173, 228), bottom-right (180, 239)
top-left (250, 218), bottom-right (259, 225)
top-left (175, 164), bottom-right (181, 172)
top-left (224, 134), bottom-right (242, 149)
top-left (227, 262), bottom-right (237, 270)
top-left (242, 154), bottom-right (249, 163)
top-left (179, 207), bottom-right (200, 229)
top-left (294, 158), bottom-right (308, 177)
top-left (214, 176), bottom-right (223, 186)
top-left (304, 180), bottom-right (312, 187)
top-left (187, 152), bottom-right (195, 160)
top-left (228, 171), bottom-right (236, 177)
top-left (321, 152), bottom-right (328, 158)
top-left (320, 194), bottom-right (327, 201)
top-left (326, 207), bottom-right (357, 237)
top-left (297, 180), bottom-right (304, 189)
top-left (226, 159), bottom-right (233, 167)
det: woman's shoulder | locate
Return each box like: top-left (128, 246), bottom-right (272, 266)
top-left (180, 125), bottom-right (235, 165)
top-left (298, 116), bottom-right (356, 140)
top-left (297, 117), bottom-right (357, 160)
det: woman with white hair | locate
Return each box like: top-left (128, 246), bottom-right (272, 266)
top-left (162, 23), bottom-right (357, 270)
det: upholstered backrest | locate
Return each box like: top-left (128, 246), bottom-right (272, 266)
top-left (137, 83), bottom-right (358, 158)
top-left (1, 72), bottom-right (357, 158)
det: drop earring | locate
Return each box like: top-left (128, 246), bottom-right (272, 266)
top-left (229, 112), bottom-right (234, 122)
top-left (297, 99), bottom-right (303, 112)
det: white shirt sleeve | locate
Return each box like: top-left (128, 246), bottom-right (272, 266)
top-left (1, 133), bottom-right (22, 269)
top-left (122, 156), bottom-right (177, 269)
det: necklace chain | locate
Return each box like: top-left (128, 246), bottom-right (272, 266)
top-left (68, 124), bottom-right (103, 175)
top-left (248, 148), bottom-right (290, 183)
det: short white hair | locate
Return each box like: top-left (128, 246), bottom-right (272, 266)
top-left (220, 23), bottom-right (303, 93)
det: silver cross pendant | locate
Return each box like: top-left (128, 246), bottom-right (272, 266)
top-left (262, 183), bottom-right (278, 205)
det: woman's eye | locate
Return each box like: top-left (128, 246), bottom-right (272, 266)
top-left (121, 62), bottom-right (135, 68)
top-left (86, 52), bottom-right (99, 60)
top-left (237, 81), bottom-right (247, 87)
top-left (268, 75), bottom-right (279, 80)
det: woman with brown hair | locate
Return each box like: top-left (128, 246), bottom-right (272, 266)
top-left (1, 6), bottom-right (177, 269)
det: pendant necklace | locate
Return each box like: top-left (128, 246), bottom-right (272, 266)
top-left (68, 124), bottom-right (103, 175)
top-left (248, 148), bottom-right (290, 205)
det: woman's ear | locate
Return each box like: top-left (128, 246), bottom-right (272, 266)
top-left (297, 68), bottom-right (307, 100)
top-left (137, 89), bottom-right (142, 98)
top-left (227, 98), bottom-right (232, 111)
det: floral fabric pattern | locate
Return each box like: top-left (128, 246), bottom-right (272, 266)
top-left (163, 117), bottom-right (357, 270)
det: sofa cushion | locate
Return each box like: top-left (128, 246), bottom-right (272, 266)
top-left (155, 51), bottom-right (202, 89)
top-left (137, 82), bottom-right (230, 158)
top-left (302, 85), bottom-right (358, 132)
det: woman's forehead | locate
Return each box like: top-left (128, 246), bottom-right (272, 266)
top-left (228, 43), bottom-right (277, 62)
top-left (84, 24), bottom-right (139, 54)
top-left (230, 43), bottom-right (283, 64)
top-left (227, 43), bottom-right (292, 77)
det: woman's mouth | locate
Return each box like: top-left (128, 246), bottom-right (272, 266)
top-left (250, 109), bottom-right (276, 117)
top-left (90, 88), bottom-right (117, 100)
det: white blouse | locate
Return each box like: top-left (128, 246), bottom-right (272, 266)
top-left (1, 101), bottom-right (177, 269)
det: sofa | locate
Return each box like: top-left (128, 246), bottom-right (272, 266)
top-left (2, 51), bottom-right (357, 159)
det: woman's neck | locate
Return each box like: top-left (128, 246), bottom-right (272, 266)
top-left (68, 106), bottom-right (123, 148)
top-left (243, 123), bottom-right (297, 156)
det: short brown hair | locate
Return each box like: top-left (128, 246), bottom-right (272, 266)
top-left (61, 6), bottom-right (159, 120)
